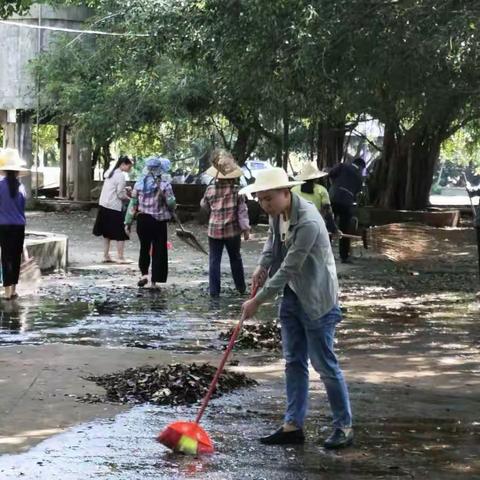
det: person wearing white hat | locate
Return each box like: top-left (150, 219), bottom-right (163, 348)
top-left (240, 167), bottom-right (353, 449)
top-left (0, 148), bottom-right (29, 300)
top-left (291, 162), bottom-right (337, 233)
top-left (201, 149), bottom-right (250, 297)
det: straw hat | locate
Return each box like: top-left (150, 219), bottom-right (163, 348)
top-left (239, 167), bottom-right (303, 195)
top-left (205, 165), bottom-right (243, 179)
top-left (295, 162), bottom-right (328, 181)
top-left (0, 148), bottom-right (29, 174)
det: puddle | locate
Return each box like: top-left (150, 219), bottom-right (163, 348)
top-left (0, 292), bottom-right (251, 352)
top-left (1, 287), bottom-right (478, 365)
top-left (1, 385), bottom-right (478, 479)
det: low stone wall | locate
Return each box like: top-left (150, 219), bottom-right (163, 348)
top-left (25, 231), bottom-right (68, 272)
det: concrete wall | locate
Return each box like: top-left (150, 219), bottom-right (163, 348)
top-left (0, 4), bottom-right (92, 110)
top-left (25, 231), bottom-right (68, 271)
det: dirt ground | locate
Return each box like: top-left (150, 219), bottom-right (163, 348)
top-left (0, 209), bottom-right (478, 479)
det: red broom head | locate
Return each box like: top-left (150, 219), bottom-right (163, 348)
top-left (156, 421), bottom-right (214, 455)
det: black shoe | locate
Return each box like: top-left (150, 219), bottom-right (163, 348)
top-left (324, 428), bottom-right (354, 449)
top-left (341, 257), bottom-right (353, 264)
top-left (137, 278), bottom-right (148, 287)
top-left (259, 427), bottom-right (305, 445)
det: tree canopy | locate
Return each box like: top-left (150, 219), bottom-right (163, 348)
top-left (29, 0), bottom-right (480, 208)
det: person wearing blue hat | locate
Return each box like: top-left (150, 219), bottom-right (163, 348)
top-left (125, 156), bottom-right (176, 288)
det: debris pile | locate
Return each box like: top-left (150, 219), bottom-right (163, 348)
top-left (220, 322), bottom-right (282, 350)
top-left (81, 363), bottom-right (256, 405)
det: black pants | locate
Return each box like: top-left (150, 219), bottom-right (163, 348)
top-left (331, 203), bottom-right (353, 261)
top-left (0, 225), bottom-right (25, 287)
top-left (208, 235), bottom-right (246, 296)
top-left (136, 214), bottom-right (168, 283)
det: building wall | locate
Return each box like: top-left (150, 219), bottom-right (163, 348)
top-left (0, 4), bottom-right (92, 110)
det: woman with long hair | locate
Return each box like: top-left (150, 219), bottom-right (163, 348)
top-left (0, 149), bottom-right (29, 300)
top-left (93, 155), bottom-right (134, 263)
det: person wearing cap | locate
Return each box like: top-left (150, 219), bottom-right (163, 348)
top-left (201, 149), bottom-right (250, 297)
top-left (240, 167), bottom-right (353, 449)
top-left (292, 162), bottom-right (337, 233)
top-left (125, 156), bottom-right (176, 288)
top-left (328, 157), bottom-right (365, 263)
top-left (0, 148), bottom-right (29, 300)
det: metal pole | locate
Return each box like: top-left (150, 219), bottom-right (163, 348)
top-left (34, 5), bottom-right (42, 199)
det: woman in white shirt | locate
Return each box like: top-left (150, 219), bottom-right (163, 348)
top-left (93, 156), bottom-right (133, 263)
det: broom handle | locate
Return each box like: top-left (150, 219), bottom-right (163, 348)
top-left (339, 233), bottom-right (362, 240)
top-left (195, 286), bottom-right (258, 424)
top-left (328, 232), bottom-right (362, 240)
top-left (172, 212), bottom-right (186, 232)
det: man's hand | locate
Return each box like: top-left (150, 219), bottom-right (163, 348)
top-left (252, 265), bottom-right (268, 291)
top-left (124, 225), bottom-right (131, 237)
top-left (241, 297), bottom-right (260, 320)
top-left (243, 229), bottom-right (250, 241)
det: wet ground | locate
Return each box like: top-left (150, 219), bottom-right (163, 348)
top-left (0, 210), bottom-right (478, 479)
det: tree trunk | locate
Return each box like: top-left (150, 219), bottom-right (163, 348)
top-left (308, 122), bottom-right (315, 162)
top-left (282, 106), bottom-right (290, 172)
top-left (101, 143), bottom-right (112, 177)
top-left (232, 126), bottom-right (258, 166)
top-left (370, 123), bottom-right (445, 210)
top-left (59, 125), bottom-right (68, 198)
top-left (317, 121), bottom-right (345, 170)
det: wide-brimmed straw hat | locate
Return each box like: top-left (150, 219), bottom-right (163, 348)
top-left (205, 165), bottom-right (243, 179)
top-left (295, 162), bottom-right (328, 181)
top-left (0, 148), bottom-right (29, 174)
top-left (239, 167), bottom-right (303, 195)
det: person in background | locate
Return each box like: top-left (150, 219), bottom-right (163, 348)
top-left (466, 183), bottom-right (480, 294)
top-left (201, 149), bottom-right (250, 297)
top-left (0, 149), bottom-right (29, 300)
top-left (93, 155), bottom-right (134, 263)
top-left (292, 162), bottom-right (337, 234)
top-left (328, 157), bottom-right (365, 263)
top-left (125, 156), bottom-right (175, 289)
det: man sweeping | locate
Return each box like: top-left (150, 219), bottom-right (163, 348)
top-left (240, 167), bottom-right (353, 449)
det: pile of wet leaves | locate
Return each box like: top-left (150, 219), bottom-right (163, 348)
top-left (81, 363), bottom-right (256, 405)
top-left (220, 321), bottom-right (282, 350)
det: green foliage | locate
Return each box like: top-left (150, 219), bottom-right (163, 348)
top-left (0, 0), bottom-right (33, 18)
top-left (441, 126), bottom-right (480, 170)
top-left (29, 0), bottom-right (480, 203)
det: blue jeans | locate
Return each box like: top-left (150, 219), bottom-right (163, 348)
top-left (208, 235), bottom-right (246, 296)
top-left (280, 285), bottom-right (352, 429)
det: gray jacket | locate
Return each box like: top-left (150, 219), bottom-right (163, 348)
top-left (255, 193), bottom-right (339, 320)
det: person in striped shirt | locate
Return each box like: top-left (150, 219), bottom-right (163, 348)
top-left (125, 156), bottom-right (175, 289)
